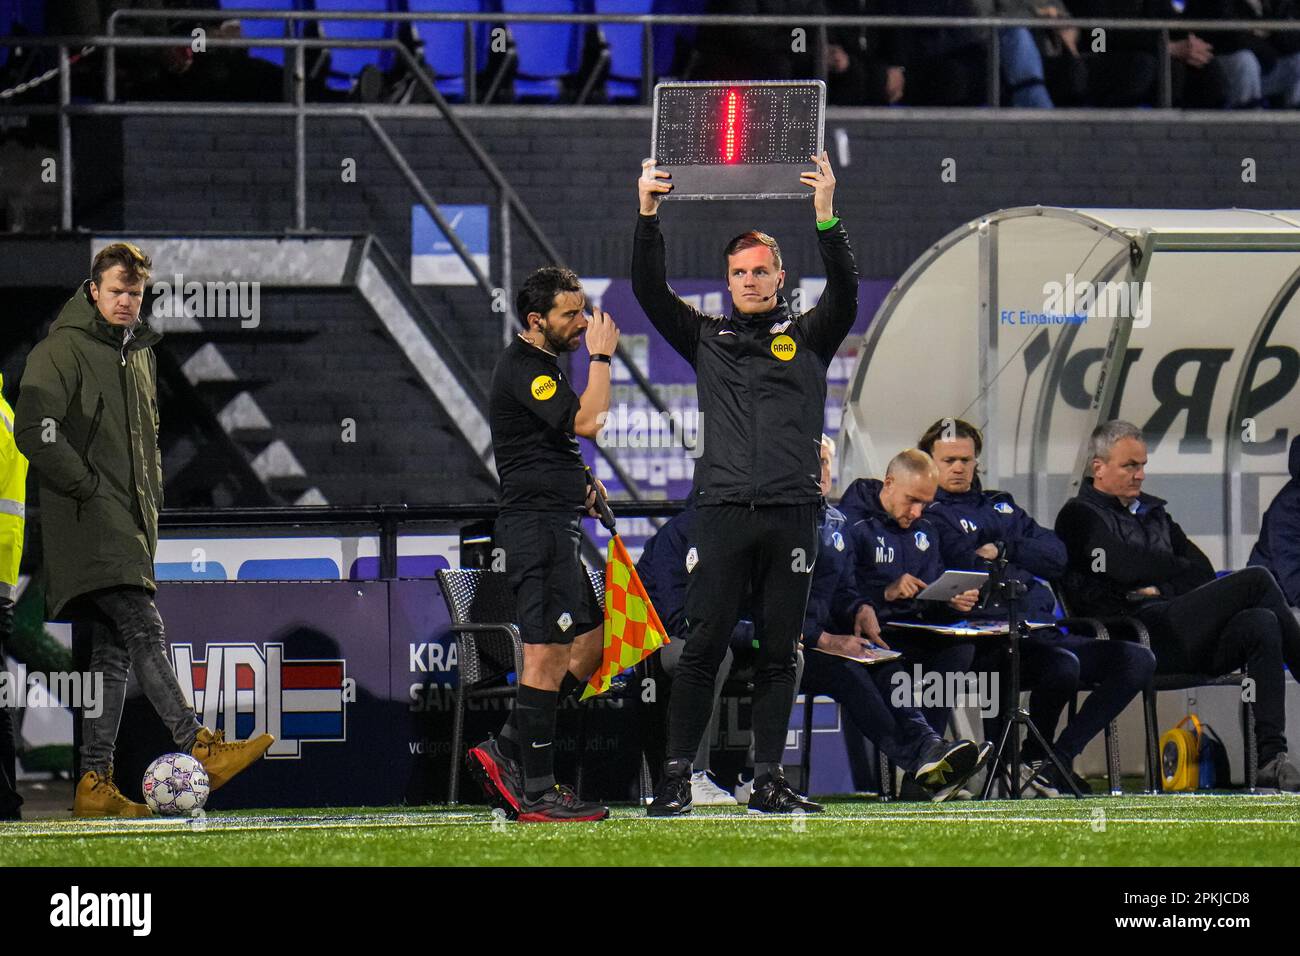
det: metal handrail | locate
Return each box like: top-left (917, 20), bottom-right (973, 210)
top-left (156, 500), bottom-right (689, 526)
top-left (149, 499), bottom-right (690, 577)
top-left (102, 7), bottom-right (1300, 112)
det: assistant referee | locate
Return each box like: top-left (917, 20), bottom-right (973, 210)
top-left (634, 152), bottom-right (860, 815)
top-left (467, 266), bottom-right (618, 823)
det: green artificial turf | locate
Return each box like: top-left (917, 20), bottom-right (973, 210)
top-left (2, 796), bottom-right (1297, 867)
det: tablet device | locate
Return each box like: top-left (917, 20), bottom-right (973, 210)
top-left (916, 570), bottom-right (989, 602)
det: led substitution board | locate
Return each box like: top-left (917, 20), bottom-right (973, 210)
top-left (650, 80), bottom-right (826, 200)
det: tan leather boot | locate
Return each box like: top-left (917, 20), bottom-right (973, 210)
top-left (74, 770), bottom-right (152, 818)
top-left (190, 728), bottom-right (274, 791)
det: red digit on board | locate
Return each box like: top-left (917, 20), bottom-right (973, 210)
top-left (723, 89), bottom-right (740, 163)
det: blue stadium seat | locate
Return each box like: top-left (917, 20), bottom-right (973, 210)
top-left (501, 0), bottom-right (582, 101)
top-left (404, 0), bottom-right (491, 100)
top-left (311, 0), bottom-right (399, 92)
top-left (593, 0), bottom-right (651, 102)
top-left (0, 9), bottom-right (10, 69)
top-left (218, 0), bottom-right (301, 68)
top-left (651, 0), bottom-right (705, 80)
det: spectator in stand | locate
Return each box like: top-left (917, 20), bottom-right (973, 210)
top-left (824, 0), bottom-right (900, 105)
top-left (873, 0), bottom-right (992, 105)
top-left (1189, 0), bottom-right (1300, 107)
top-left (1071, 0), bottom-right (1228, 106)
top-left (693, 0), bottom-right (828, 81)
top-left (977, 1), bottom-right (1094, 104)
top-left (51, 0), bottom-right (288, 102)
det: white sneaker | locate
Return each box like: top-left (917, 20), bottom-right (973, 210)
top-left (690, 771), bottom-right (738, 806)
top-left (733, 774), bottom-right (754, 804)
top-left (1019, 761), bottom-right (1060, 798)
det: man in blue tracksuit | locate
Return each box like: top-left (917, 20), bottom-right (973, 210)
top-left (838, 450), bottom-right (983, 742)
top-left (801, 437), bottom-right (988, 800)
top-left (1249, 434), bottom-right (1300, 607)
top-left (918, 417), bottom-right (1154, 795)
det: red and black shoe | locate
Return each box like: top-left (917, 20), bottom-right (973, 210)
top-left (466, 737), bottom-right (524, 819)
top-left (517, 784), bottom-right (610, 823)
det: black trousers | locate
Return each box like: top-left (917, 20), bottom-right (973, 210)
top-left (1137, 567), bottom-right (1300, 762)
top-left (0, 599), bottom-right (20, 814)
top-left (669, 502), bottom-right (821, 766)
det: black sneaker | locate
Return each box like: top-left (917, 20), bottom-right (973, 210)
top-left (747, 768), bottom-right (823, 815)
top-left (1258, 752), bottom-right (1300, 792)
top-left (466, 737), bottom-right (524, 819)
top-left (647, 771), bottom-right (693, 817)
top-left (517, 784), bottom-right (610, 823)
top-left (932, 740), bottom-right (994, 803)
top-left (915, 738), bottom-right (978, 790)
top-left (896, 772), bottom-right (931, 802)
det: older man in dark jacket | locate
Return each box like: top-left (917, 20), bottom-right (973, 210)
top-left (1057, 419), bottom-right (1300, 791)
top-left (16, 242), bottom-right (273, 816)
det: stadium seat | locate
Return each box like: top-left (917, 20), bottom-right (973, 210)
top-left (218, 0), bottom-right (302, 69)
top-left (500, 0), bottom-right (583, 102)
top-left (436, 568), bottom-right (526, 804)
top-left (404, 0), bottom-right (491, 101)
top-left (1053, 587), bottom-right (1258, 795)
top-left (593, 0), bottom-right (652, 102)
top-left (310, 0), bottom-right (399, 93)
top-left (650, 0), bottom-right (706, 80)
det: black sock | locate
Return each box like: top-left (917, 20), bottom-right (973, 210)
top-left (558, 671), bottom-right (585, 703)
top-left (498, 709), bottom-right (520, 763)
top-left (515, 684), bottom-right (559, 800)
top-left (754, 762), bottom-right (779, 788)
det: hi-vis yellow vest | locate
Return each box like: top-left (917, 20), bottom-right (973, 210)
top-left (0, 372), bottom-right (27, 602)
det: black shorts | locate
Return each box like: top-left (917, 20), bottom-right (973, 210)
top-left (496, 509), bottom-right (602, 645)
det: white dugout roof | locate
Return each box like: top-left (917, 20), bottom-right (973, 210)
top-left (838, 207), bottom-right (1300, 570)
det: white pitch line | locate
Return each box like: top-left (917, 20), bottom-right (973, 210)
top-left (2, 813), bottom-right (1297, 839)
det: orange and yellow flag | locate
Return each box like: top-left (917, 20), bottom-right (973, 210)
top-left (581, 534), bottom-right (669, 700)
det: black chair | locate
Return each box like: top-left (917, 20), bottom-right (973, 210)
top-left (435, 568), bottom-right (526, 804)
top-left (1047, 585), bottom-right (1126, 796)
top-left (438, 565), bottom-right (654, 805)
top-left (1053, 590), bottom-right (1258, 793)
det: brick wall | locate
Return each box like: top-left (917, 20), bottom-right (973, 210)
top-left (114, 108), bottom-right (1300, 282)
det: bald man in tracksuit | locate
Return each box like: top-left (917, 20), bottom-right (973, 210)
top-left (801, 439), bottom-right (988, 800)
top-left (635, 153), bottom-right (857, 815)
top-left (839, 459), bottom-right (981, 740)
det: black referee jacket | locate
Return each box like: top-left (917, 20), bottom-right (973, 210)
top-left (631, 213), bottom-right (860, 507)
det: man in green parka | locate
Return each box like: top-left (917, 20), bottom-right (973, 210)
top-left (15, 242), bottom-right (274, 817)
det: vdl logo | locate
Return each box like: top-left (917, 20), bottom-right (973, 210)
top-left (170, 643), bottom-right (351, 758)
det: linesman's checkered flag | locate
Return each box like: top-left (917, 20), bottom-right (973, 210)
top-left (581, 475), bottom-right (669, 701)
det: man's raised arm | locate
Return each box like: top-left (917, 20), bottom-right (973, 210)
top-left (631, 163), bottom-right (703, 366)
top-left (799, 152), bottom-right (860, 365)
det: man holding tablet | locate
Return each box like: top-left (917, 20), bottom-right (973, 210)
top-left (840, 450), bottom-right (983, 742)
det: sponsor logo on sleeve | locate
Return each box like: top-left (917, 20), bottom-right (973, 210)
top-left (530, 375), bottom-right (558, 401)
